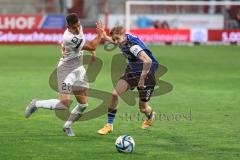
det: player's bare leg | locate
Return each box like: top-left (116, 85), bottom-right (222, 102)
top-left (63, 88), bottom-right (88, 136)
top-left (97, 79), bottom-right (130, 135)
top-left (25, 94), bottom-right (71, 118)
top-left (139, 100), bottom-right (156, 129)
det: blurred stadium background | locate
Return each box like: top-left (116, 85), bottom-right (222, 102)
top-left (0, 0), bottom-right (240, 44)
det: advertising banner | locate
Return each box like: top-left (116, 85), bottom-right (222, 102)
top-left (191, 28), bottom-right (208, 43)
top-left (208, 30), bottom-right (240, 43)
top-left (1, 28), bottom-right (240, 44)
top-left (130, 29), bottom-right (190, 43)
top-left (0, 14), bottom-right (65, 30)
top-left (0, 29), bottom-right (97, 44)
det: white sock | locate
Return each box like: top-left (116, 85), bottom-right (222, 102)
top-left (64, 103), bottom-right (88, 128)
top-left (71, 103), bottom-right (87, 114)
top-left (35, 99), bottom-right (66, 110)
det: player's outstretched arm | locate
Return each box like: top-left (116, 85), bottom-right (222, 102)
top-left (94, 21), bottom-right (116, 44)
top-left (82, 21), bottom-right (104, 51)
top-left (101, 30), bottom-right (116, 44)
top-left (103, 34), bottom-right (116, 44)
top-left (138, 51), bottom-right (152, 88)
top-left (82, 34), bottom-right (102, 51)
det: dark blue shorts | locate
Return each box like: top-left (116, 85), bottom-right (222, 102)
top-left (120, 68), bottom-right (156, 102)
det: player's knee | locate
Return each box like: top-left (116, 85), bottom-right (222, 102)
top-left (112, 91), bottom-right (119, 100)
top-left (60, 99), bottom-right (71, 108)
top-left (139, 101), bottom-right (146, 107)
top-left (139, 103), bottom-right (147, 113)
top-left (139, 107), bottom-right (147, 113)
top-left (74, 89), bottom-right (88, 104)
top-left (77, 98), bottom-right (88, 104)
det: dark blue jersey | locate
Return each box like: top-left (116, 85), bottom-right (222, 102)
top-left (119, 34), bottom-right (159, 74)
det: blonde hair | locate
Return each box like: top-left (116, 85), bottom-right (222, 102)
top-left (110, 26), bottom-right (125, 36)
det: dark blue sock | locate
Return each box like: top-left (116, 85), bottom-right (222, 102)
top-left (147, 111), bottom-right (153, 119)
top-left (108, 108), bottom-right (117, 125)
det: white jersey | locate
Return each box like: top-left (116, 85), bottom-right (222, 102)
top-left (57, 26), bottom-right (89, 93)
top-left (60, 26), bottom-right (86, 63)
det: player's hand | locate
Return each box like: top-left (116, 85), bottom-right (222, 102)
top-left (96, 20), bottom-right (106, 38)
top-left (138, 79), bottom-right (145, 89)
top-left (90, 51), bottom-right (96, 64)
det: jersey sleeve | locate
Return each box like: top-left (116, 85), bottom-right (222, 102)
top-left (129, 45), bottom-right (143, 57)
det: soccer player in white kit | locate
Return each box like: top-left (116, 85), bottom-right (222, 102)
top-left (25, 13), bottom-right (104, 136)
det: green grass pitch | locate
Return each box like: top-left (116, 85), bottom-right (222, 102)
top-left (0, 45), bottom-right (239, 160)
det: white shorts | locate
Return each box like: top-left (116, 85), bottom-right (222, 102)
top-left (57, 57), bottom-right (89, 94)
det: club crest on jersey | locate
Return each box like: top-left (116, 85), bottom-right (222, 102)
top-left (71, 37), bottom-right (83, 48)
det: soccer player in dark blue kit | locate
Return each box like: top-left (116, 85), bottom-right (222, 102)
top-left (97, 26), bottom-right (159, 135)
